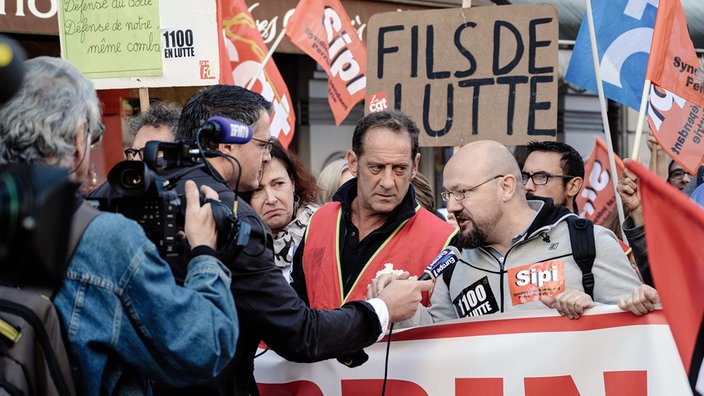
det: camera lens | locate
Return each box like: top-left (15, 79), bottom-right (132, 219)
top-left (108, 161), bottom-right (153, 197)
top-left (119, 168), bottom-right (144, 190)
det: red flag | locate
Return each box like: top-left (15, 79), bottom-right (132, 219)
top-left (646, 0), bottom-right (704, 109)
top-left (645, 0), bottom-right (704, 174)
top-left (285, 0), bottom-right (366, 125)
top-left (647, 85), bottom-right (704, 174)
top-left (626, 161), bottom-right (704, 394)
top-left (219, 0), bottom-right (296, 148)
top-left (576, 137), bottom-right (624, 226)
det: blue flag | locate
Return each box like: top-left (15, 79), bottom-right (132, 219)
top-left (565, 0), bottom-right (659, 110)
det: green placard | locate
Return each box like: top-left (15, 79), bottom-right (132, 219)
top-left (59, 0), bottom-right (163, 78)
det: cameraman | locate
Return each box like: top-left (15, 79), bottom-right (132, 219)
top-left (0, 57), bottom-right (239, 395)
top-left (86, 100), bottom-right (180, 198)
top-left (163, 85), bottom-right (432, 395)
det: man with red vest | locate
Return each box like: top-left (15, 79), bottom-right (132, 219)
top-left (291, 110), bottom-right (457, 311)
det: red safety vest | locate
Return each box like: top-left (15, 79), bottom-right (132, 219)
top-left (302, 202), bottom-right (457, 309)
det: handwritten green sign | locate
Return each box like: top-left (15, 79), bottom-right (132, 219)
top-left (59, 0), bottom-right (162, 78)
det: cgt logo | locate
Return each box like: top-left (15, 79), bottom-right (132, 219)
top-left (367, 92), bottom-right (389, 113)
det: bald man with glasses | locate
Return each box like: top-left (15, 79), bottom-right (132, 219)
top-left (371, 140), bottom-right (647, 325)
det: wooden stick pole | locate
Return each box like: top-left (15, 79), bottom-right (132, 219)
top-left (139, 88), bottom-right (150, 111)
top-left (585, 0), bottom-right (627, 242)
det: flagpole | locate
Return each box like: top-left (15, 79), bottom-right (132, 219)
top-left (585, 0), bottom-right (628, 243)
top-left (246, 28), bottom-right (287, 90)
top-left (630, 79), bottom-right (652, 161)
top-left (460, 0), bottom-right (471, 155)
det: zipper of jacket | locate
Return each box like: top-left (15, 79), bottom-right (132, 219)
top-left (476, 246), bottom-right (507, 312)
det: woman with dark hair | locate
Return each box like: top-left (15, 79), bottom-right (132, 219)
top-left (244, 138), bottom-right (321, 281)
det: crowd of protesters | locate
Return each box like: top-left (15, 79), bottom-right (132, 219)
top-left (0, 54), bottom-right (680, 395)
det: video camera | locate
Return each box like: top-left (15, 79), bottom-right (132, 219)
top-left (0, 165), bottom-right (77, 289)
top-left (91, 117), bottom-right (254, 260)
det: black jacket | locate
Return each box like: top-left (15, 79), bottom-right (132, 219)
top-left (159, 165), bottom-right (383, 396)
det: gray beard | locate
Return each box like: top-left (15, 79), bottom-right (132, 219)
top-left (455, 221), bottom-right (489, 249)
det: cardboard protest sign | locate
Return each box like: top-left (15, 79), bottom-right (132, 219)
top-left (366, 4), bottom-right (558, 147)
top-left (58, 0), bottom-right (220, 89)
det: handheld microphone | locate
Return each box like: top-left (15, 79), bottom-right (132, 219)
top-left (0, 34), bottom-right (26, 106)
top-left (419, 246), bottom-right (461, 281)
top-left (198, 116), bottom-right (253, 144)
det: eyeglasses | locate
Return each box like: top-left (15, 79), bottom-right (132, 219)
top-left (251, 137), bottom-right (273, 153)
top-left (441, 175), bottom-right (504, 202)
top-left (668, 169), bottom-right (692, 181)
top-left (521, 171), bottom-right (574, 186)
top-left (89, 122), bottom-right (105, 150)
top-left (124, 147), bottom-right (144, 160)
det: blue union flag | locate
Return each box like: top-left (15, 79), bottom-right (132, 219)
top-left (565, 0), bottom-right (658, 110)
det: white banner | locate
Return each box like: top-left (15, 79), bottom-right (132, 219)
top-left (59, 0), bottom-right (220, 89)
top-left (254, 307), bottom-right (691, 395)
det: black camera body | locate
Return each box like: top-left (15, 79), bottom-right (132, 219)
top-left (0, 164), bottom-right (77, 289)
top-left (100, 160), bottom-right (183, 257)
top-left (92, 141), bottom-right (249, 260)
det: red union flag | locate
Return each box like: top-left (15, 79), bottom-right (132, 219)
top-left (647, 85), bottom-right (704, 174)
top-left (218, 0), bottom-right (295, 148)
top-left (286, 0), bottom-right (367, 125)
top-left (576, 137), bottom-right (624, 226)
top-left (646, 0), bottom-right (704, 109)
top-left (627, 161), bottom-right (704, 395)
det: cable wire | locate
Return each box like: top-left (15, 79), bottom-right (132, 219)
top-left (381, 323), bottom-right (394, 396)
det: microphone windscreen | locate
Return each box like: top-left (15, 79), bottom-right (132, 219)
top-left (419, 246), bottom-right (460, 281)
top-left (0, 35), bottom-right (25, 106)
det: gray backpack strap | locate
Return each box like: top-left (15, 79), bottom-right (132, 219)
top-left (67, 201), bottom-right (101, 264)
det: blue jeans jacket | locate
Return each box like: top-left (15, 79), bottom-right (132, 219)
top-left (53, 213), bottom-right (238, 395)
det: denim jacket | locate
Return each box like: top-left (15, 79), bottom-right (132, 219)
top-left (52, 212), bottom-right (238, 395)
